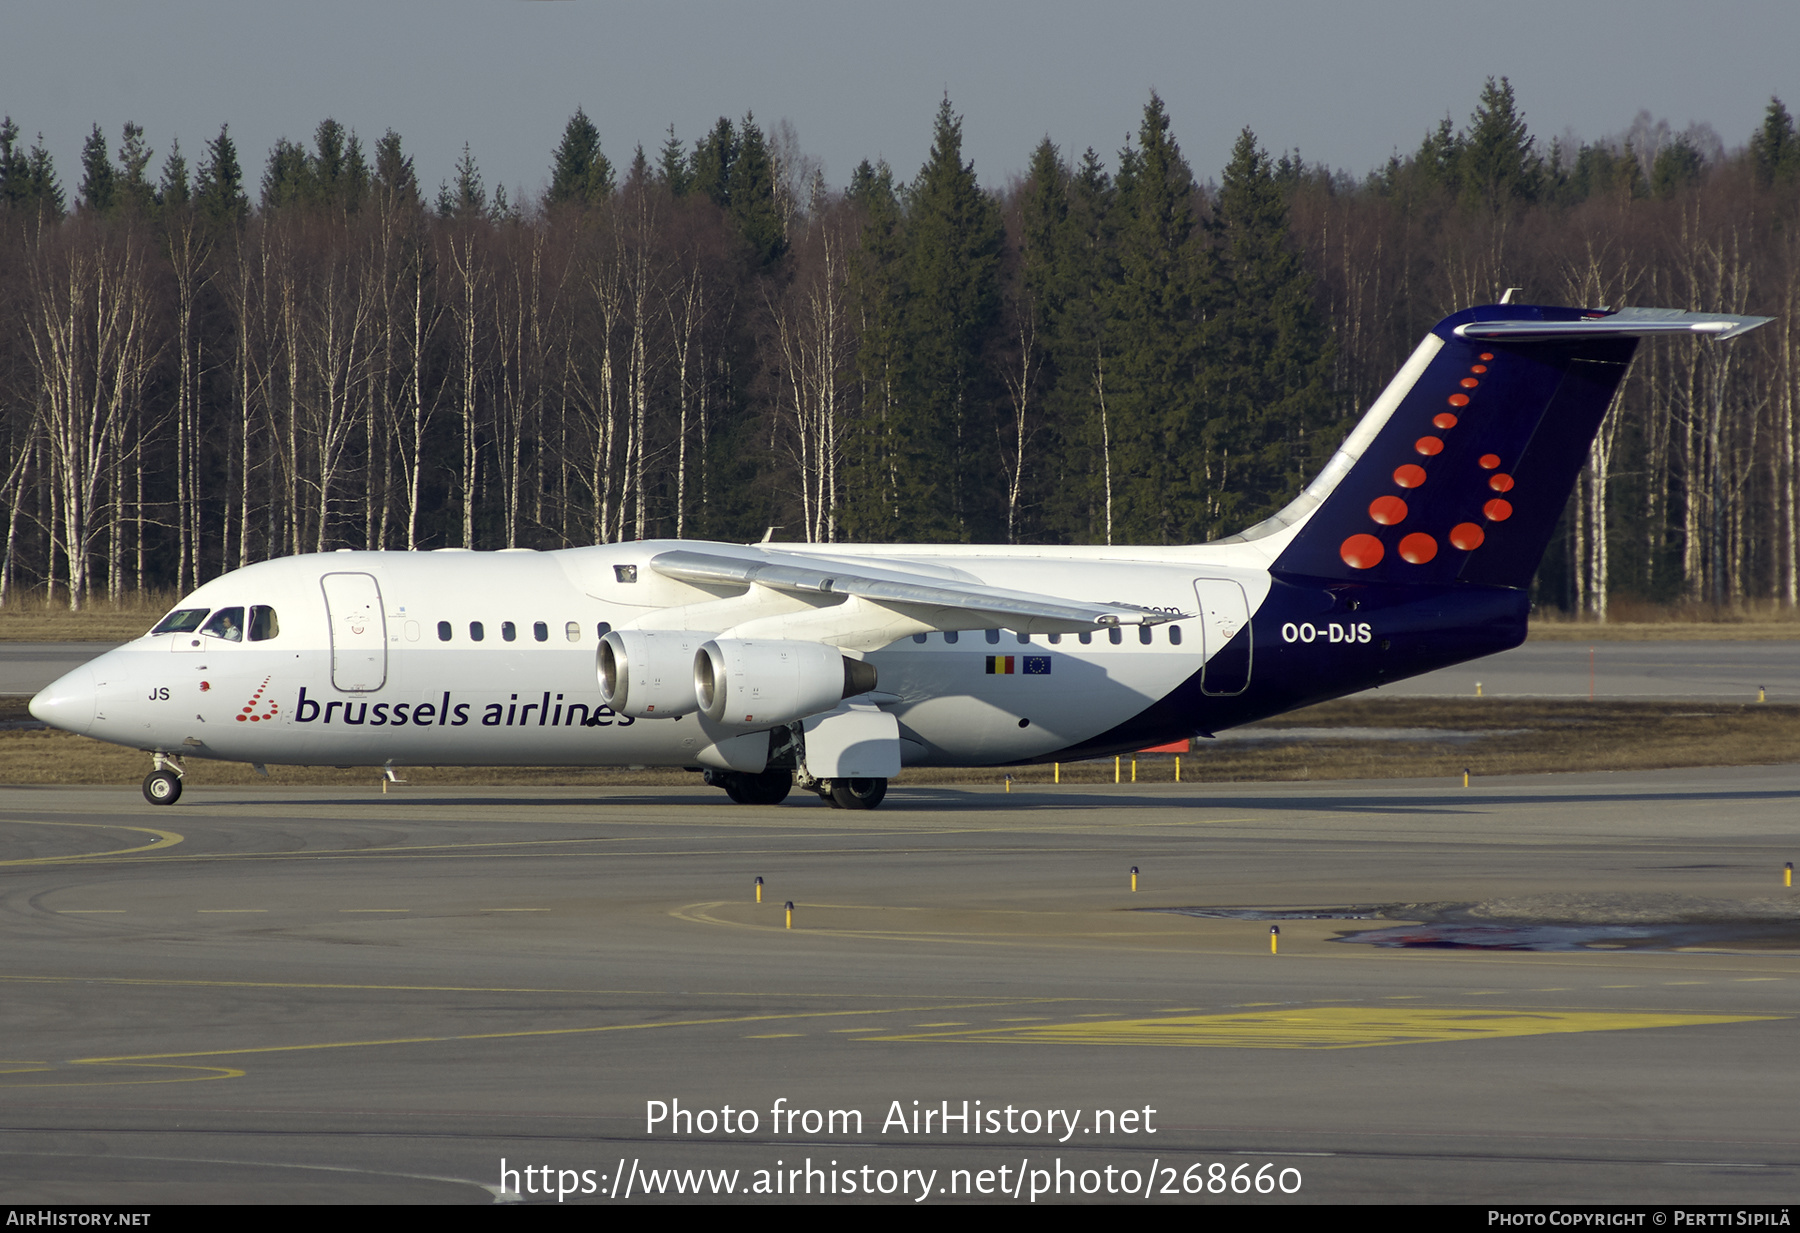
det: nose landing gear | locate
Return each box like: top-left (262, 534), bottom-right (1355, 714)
top-left (142, 755), bottom-right (185, 806)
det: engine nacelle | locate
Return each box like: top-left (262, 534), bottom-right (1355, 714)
top-left (597, 629), bottom-right (705, 718)
top-left (694, 638), bottom-right (878, 726)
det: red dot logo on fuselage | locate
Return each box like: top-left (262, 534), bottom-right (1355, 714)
top-left (237, 676), bottom-right (280, 723)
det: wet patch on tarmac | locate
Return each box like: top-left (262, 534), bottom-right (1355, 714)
top-left (1156, 894), bottom-right (1800, 952)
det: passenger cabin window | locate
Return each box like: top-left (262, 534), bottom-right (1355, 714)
top-left (912, 633), bottom-right (927, 644)
top-left (597, 621), bottom-right (612, 639)
top-left (1108, 627), bottom-right (1123, 645)
top-left (470, 621), bottom-right (484, 642)
top-left (1078, 631), bottom-right (1092, 645)
top-left (614, 564), bottom-right (638, 583)
top-left (437, 621), bottom-right (452, 642)
top-left (1017, 632), bottom-right (1031, 644)
top-left (152, 608), bottom-right (209, 635)
top-left (944, 631), bottom-right (959, 644)
top-left (985, 629), bottom-right (1000, 644)
top-left (565, 621), bottom-right (581, 642)
top-left (248, 606), bottom-right (280, 641)
top-left (502, 621), bottom-right (517, 642)
top-left (1138, 626), bottom-right (1152, 645)
top-left (533, 621), bottom-right (548, 642)
top-left (1168, 625), bottom-right (1182, 645)
top-left (202, 607), bottom-right (245, 642)
top-left (1048, 633), bottom-right (1062, 645)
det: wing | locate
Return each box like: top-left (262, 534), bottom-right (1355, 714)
top-left (648, 548), bottom-right (1180, 634)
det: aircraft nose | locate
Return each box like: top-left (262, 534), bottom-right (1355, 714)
top-left (29, 663), bottom-right (96, 735)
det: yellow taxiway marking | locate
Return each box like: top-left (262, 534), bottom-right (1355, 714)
top-left (870, 1007), bottom-right (1782, 1050)
top-left (910, 1022), bottom-right (967, 1027)
top-left (55, 910), bottom-right (124, 914)
top-left (1, 821), bottom-right (183, 865)
top-left (744, 1034), bottom-right (804, 1039)
top-left (480, 908), bottom-right (550, 912)
top-left (830, 1028), bottom-right (885, 1033)
top-left (339, 909), bottom-right (409, 913)
top-left (198, 910), bottom-right (266, 914)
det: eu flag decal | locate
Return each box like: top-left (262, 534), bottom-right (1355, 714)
top-left (1023, 656), bottom-right (1052, 675)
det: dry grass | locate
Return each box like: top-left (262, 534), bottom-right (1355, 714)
top-left (0, 591), bottom-right (173, 642)
top-left (4, 696), bottom-right (1796, 789)
top-left (1530, 597), bottom-right (1800, 641)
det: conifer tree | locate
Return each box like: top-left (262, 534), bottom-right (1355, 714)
top-left (843, 158), bottom-right (907, 539)
top-left (194, 124), bottom-right (248, 227)
top-left (547, 108), bottom-right (612, 207)
top-left (261, 137), bottom-right (311, 209)
top-left (1206, 128), bottom-right (1333, 534)
top-left (690, 117), bottom-right (737, 208)
top-left (24, 135), bottom-right (64, 217)
top-left (657, 125), bottom-right (691, 196)
top-left (1651, 136), bottom-right (1705, 197)
top-left (728, 113), bottom-right (784, 265)
top-left (157, 139), bottom-right (190, 209)
top-left (1461, 76), bottom-right (1540, 210)
top-left (1749, 97), bottom-right (1800, 186)
top-left (1105, 93), bottom-right (1207, 543)
top-left (0, 117), bottom-right (26, 210)
top-left (897, 97), bottom-right (1004, 540)
top-left (79, 123), bottom-right (115, 213)
top-left (372, 131), bottom-right (419, 207)
top-left (1041, 147), bottom-right (1117, 542)
top-left (116, 122), bottom-right (154, 214)
top-left (438, 143), bottom-right (488, 219)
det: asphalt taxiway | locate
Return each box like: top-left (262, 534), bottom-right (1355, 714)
top-left (1, 768), bottom-right (1796, 1204)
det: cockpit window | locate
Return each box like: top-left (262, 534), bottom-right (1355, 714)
top-left (152, 608), bottom-right (210, 635)
top-left (202, 607), bottom-right (245, 642)
top-left (249, 606), bottom-right (280, 641)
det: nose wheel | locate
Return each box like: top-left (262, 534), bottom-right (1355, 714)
top-left (143, 768), bottom-right (183, 805)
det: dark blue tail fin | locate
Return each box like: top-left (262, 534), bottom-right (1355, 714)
top-left (1261, 304), bottom-right (1769, 589)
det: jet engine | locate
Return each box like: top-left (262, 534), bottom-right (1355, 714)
top-left (597, 629), bottom-right (706, 717)
top-left (694, 638), bottom-right (878, 726)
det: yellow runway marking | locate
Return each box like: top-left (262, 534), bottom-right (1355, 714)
top-left (198, 910), bottom-right (266, 914)
top-left (0, 821), bottom-right (183, 865)
top-left (870, 1007), bottom-right (1782, 1050)
top-left (55, 910), bottom-right (124, 914)
top-left (0, 996), bottom-right (1071, 1089)
top-left (340, 909), bottom-right (409, 913)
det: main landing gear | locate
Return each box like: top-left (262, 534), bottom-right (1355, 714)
top-left (701, 768), bottom-right (890, 810)
top-left (704, 768), bottom-right (794, 805)
top-left (822, 777), bottom-right (887, 811)
top-left (142, 755), bottom-right (184, 805)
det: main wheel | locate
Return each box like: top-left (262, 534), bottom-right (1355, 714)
top-left (735, 769), bottom-right (793, 805)
top-left (828, 777), bottom-right (887, 810)
top-left (716, 769), bottom-right (792, 805)
top-left (142, 769), bottom-right (182, 806)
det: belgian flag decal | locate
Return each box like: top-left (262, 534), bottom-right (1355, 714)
top-left (987, 655), bottom-right (1051, 675)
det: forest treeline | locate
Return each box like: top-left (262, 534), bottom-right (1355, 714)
top-left (1, 80), bottom-right (1798, 616)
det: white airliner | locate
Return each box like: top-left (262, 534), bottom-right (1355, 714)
top-left (29, 303), bottom-right (1769, 809)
